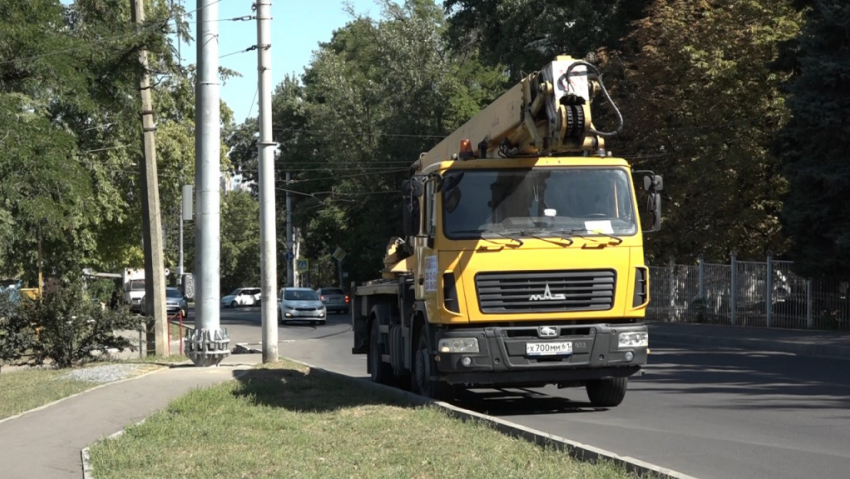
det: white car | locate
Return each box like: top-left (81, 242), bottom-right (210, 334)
top-left (221, 287), bottom-right (261, 308)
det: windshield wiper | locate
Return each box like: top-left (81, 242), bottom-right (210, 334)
top-left (449, 230), bottom-right (512, 246)
top-left (489, 231), bottom-right (524, 246)
top-left (567, 228), bottom-right (624, 245)
top-left (520, 229), bottom-right (574, 246)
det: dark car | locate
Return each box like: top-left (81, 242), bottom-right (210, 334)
top-left (140, 287), bottom-right (189, 318)
top-left (315, 287), bottom-right (349, 314)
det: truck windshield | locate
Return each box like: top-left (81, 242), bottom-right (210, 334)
top-left (442, 168), bottom-right (637, 239)
top-left (129, 279), bottom-right (146, 291)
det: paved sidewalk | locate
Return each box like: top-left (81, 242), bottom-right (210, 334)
top-left (0, 354), bottom-right (262, 479)
top-left (648, 321), bottom-right (850, 359)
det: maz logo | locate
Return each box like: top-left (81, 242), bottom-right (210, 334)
top-left (529, 284), bottom-right (566, 301)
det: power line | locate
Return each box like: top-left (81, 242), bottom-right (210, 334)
top-left (247, 88), bottom-right (259, 119)
top-left (220, 45), bottom-right (257, 59)
top-left (274, 127), bottom-right (446, 139)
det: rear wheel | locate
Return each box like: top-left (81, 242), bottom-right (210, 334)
top-left (411, 324), bottom-right (452, 401)
top-left (369, 319), bottom-right (395, 385)
top-left (586, 377), bottom-right (628, 408)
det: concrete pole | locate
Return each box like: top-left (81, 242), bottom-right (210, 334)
top-left (256, 0), bottom-right (278, 363)
top-left (190, 0), bottom-right (229, 366)
top-left (286, 172), bottom-right (294, 287)
top-left (130, 0), bottom-right (168, 356)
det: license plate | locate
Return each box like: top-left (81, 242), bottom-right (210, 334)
top-left (526, 342), bottom-right (573, 356)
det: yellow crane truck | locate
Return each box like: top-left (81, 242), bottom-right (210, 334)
top-left (350, 56), bottom-right (663, 407)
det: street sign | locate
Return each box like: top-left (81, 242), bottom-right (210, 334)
top-left (285, 251), bottom-right (295, 261)
top-left (296, 258), bottom-right (309, 272)
top-left (332, 247), bottom-right (346, 262)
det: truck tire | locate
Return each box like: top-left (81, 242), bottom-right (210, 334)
top-left (586, 377), bottom-right (628, 408)
top-left (369, 318), bottom-right (395, 385)
top-left (412, 324), bottom-right (452, 401)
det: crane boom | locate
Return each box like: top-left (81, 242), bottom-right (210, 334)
top-left (416, 56), bottom-right (621, 172)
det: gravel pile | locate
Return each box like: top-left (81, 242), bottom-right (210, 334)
top-left (59, 364), bottom-right (146, 383)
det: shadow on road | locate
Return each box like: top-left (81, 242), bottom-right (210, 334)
top-left (644, 346), bottom-right (850, 410)
top-left (454, 388), bottom-right (601, 416)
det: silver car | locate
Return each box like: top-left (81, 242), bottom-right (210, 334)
top-left (279, 287), bottom-right (326, 325)
top-left (315, 287), bottom-right (350, 314)
top-left (140, 287), bottom-right (189, 318)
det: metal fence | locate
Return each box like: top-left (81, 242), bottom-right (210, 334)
top-left (647, 254), bottom-right (850, 331)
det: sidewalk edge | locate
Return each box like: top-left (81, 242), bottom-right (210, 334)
top-left (0, 366), bottom-right (166, 427)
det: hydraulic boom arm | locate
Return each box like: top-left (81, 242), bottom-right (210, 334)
top-left (415, 56), bottom-right (622, 172)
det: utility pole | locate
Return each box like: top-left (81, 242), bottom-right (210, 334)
top-left (130, 0), bottom-right (168, 356)
top-left (256, 0), bottom-right (278, 363)
top-left (188, 0), bottom-right (230, 366)
top-left (286, 172), bottom-right (294, 287)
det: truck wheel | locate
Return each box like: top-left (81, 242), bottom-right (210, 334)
top-left (586, 377), bottom-right (628, 408)
top-left (369, 319), bottom-right (395, 385)
top-left (412, 324), bottom-right (452, 401)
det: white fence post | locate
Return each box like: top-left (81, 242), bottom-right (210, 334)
top-left (766, 250), bottom-right (773, 328)
top-left (730, 251), bottom-right (738, 326)
top-left (668, 257), bottom-right (676, 321)
top-left (806, 278), bottom-right (813, 328)
top-left (698, 252), bottom-right (705, 299)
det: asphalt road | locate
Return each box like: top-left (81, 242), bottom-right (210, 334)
top-left (209, 306), bottom-right (850, 479)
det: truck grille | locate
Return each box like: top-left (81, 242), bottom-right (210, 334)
top-left (475, 270), bottom-right (616, 313)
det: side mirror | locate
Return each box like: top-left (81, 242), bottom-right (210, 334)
top-left (408, 176), bottom-right (424, 198)
top-left (643, 174), bottom-right (663, 192)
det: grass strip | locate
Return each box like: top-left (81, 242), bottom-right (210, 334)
top-left (88, 359), bottom-right (644, 479)
top-left (0, 363), bottom-right (160, 421)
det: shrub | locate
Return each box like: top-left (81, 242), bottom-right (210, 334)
top-left (0, 293), bottom-right (38, 367)
top-left (16, 278), bottom-right (142, 368)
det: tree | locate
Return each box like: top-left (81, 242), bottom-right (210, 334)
top-left (776, 0), bottom-right (850, 277)
top-left (262, 0), bottom-right (504, 285)
top-left (602, 0), bottom-right (801, 263)
top-left (444, 0), bottom-right (651, 79)
top-left (0, 0), bottom-right (180, 280)
top-left (220, 191), bottom-right (261, 293)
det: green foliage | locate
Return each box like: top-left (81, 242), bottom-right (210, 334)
top-left (601, 0), bottom-right (801, 263)
top-left (776, 0), bottom-right (850, 277)
top-left (17, 278), bottom-right (140, 368)
top-left (0, 0), bottom-right (190, 280)
top-left (220, 192), bottom-right (261, 293)
top-left (0, 293), bottom-right (38, 365)
top-left (445, 0), bottom-right (650, 79)
top-left (226, 0), bottom-right (504, 285)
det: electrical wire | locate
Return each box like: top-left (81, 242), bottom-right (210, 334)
top-left (274, 127), bottom-right (446, 139)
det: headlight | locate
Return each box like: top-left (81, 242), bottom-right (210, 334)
top-left (618, 332), bottom-right (648, 348)
top-left (438, 338), bottom-right (479, 353)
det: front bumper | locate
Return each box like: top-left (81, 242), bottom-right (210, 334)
top-left (282, 309), bottom-right (326, 319)
top-left (433, 323), bottom-right (647, 387)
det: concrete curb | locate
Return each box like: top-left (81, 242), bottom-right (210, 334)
top-left (286, 357), bottom-right (698, 479)
top-left (650, 332), bottom-right (850, 360)
top-left (81, 419), bottom-right (147, 479)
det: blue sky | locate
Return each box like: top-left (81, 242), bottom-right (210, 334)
top-left (183, 0), bottom-right (380, 123)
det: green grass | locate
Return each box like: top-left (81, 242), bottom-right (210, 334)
top-left (88, 360), bottom-right (644, 479)
top-left (0, 363), bottom-right (160, 421)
